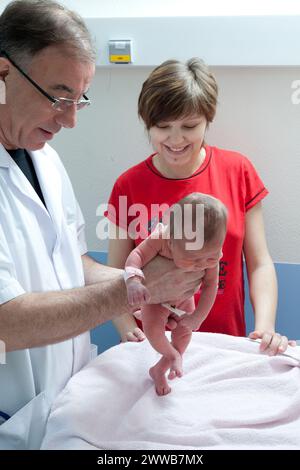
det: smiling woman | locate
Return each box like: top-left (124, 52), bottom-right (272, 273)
top-left (148, 118), bottom-right (207, 179)
top-left (106, 57), bottom-right (295, 360)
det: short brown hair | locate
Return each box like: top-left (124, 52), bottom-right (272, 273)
top-left (168, 193), bottom-right (227, 244)
top-left (0, 0), bottom-right (95, 68)
top-left (138, 58), bottom-right (218, 129)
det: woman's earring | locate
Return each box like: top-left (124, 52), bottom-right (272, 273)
top-left (0, 80), bottom-right (6, 104)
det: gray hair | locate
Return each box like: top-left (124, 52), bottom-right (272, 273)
top-left (0, 0), bottom-right (95, 68)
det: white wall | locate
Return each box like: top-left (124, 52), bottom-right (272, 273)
top-left (2, 0), bottom-right (299, 17)
top-left (84, 16), bottom-right (300, 66)
top-left (2, 2), bottom-right (300, 66)
top-left (51, 66), bottom-right (300, 263)
top-left (61, 0), bottom-right (300, 17)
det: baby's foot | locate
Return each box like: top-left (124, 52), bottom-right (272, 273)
top-left (149, 366), bottom-right (171, 396)
top-left (168, 352), bottom-right (183, 380)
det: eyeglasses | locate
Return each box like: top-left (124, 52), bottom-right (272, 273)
top-left (1, 50), bottom-right (91, 111)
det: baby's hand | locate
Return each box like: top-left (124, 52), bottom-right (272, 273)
top-left (126, 280), bottom-right (151, 306)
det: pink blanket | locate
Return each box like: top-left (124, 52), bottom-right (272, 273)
top-left (42, 333), bottom-right (300, 450)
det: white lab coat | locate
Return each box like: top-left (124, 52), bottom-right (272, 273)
top-left (0, 143), bottom-right (91, 449)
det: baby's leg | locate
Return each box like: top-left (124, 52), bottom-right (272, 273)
top-left (162, 297), bottom-right (194, 379)
top-left (176, 296), bottom-right (195, 315)
top-left (142, 304), bottom-right (181, 364)
top-left (165, 296), bottom-right (195, 329)
top-left (169, 322), bottom-right (193, 380)
top-left (149, 356), bottom-right (172, 396)
top-left (142, 304), bottom-right (182, 395)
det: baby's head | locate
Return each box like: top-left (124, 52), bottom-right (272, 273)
top-left (167, 193), bottom-right (227, 271)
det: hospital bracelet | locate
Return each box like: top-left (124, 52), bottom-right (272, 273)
top-left (123, 266), bottom-right (145, 282)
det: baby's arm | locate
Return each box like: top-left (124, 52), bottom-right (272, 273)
top-left (180, 265), bottom-right (219, 331)
top-left (125, 233), bottom-right (163, 305)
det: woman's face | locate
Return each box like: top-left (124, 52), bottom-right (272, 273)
top-left (149, 114), bottom-right (207, 176)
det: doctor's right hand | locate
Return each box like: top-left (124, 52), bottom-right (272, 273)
top-left (143, 255), bottom-right (201, 305)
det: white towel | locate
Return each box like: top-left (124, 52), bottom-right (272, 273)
top-left (41, 333), bottom-right (300, 450)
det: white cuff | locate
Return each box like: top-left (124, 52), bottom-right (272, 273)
top-left (161, 303), bottom-right (186, 317)
top-left (123, 266), bottom-right (145, 282)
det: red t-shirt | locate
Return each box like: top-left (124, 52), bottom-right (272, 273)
top-left (106, 145), bottom-right (268, 336)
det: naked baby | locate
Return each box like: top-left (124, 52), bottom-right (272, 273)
top-left (124, 193), bottom-right (228, 395)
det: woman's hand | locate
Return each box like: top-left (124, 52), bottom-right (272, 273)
top-left (249, 330), bottom-right (297, 355)
top-left (124, 327), bottom-right (146, 342)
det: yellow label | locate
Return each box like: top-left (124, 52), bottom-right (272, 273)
top-left (110, 54), bottom-right (131, 63)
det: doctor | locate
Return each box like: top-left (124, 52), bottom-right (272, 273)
top-left (0, 0), bottom-right (202, 449)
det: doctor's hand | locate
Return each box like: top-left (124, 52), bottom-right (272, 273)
top-left (249, 330), bottom-right (297, 355)
top-left (143, 256), bottom-right (201, 305)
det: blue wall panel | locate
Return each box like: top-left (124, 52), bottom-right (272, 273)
top-left (88, 251), bottom-right (121, 353)
top-left (245, 263), bottom-right (300, 339)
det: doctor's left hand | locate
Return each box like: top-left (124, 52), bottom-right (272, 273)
top-left (249, 330), bottom-right (297, 355)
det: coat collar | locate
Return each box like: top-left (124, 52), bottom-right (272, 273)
top-left (0, 143), bottom-right (63, 241)
top-left (29, 145), bottom-right (63, 240)
top-left (0, 144), bottom-right (10, 167)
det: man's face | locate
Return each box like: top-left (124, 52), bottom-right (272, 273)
top-left (2, 45), bottom-right (95, 150)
